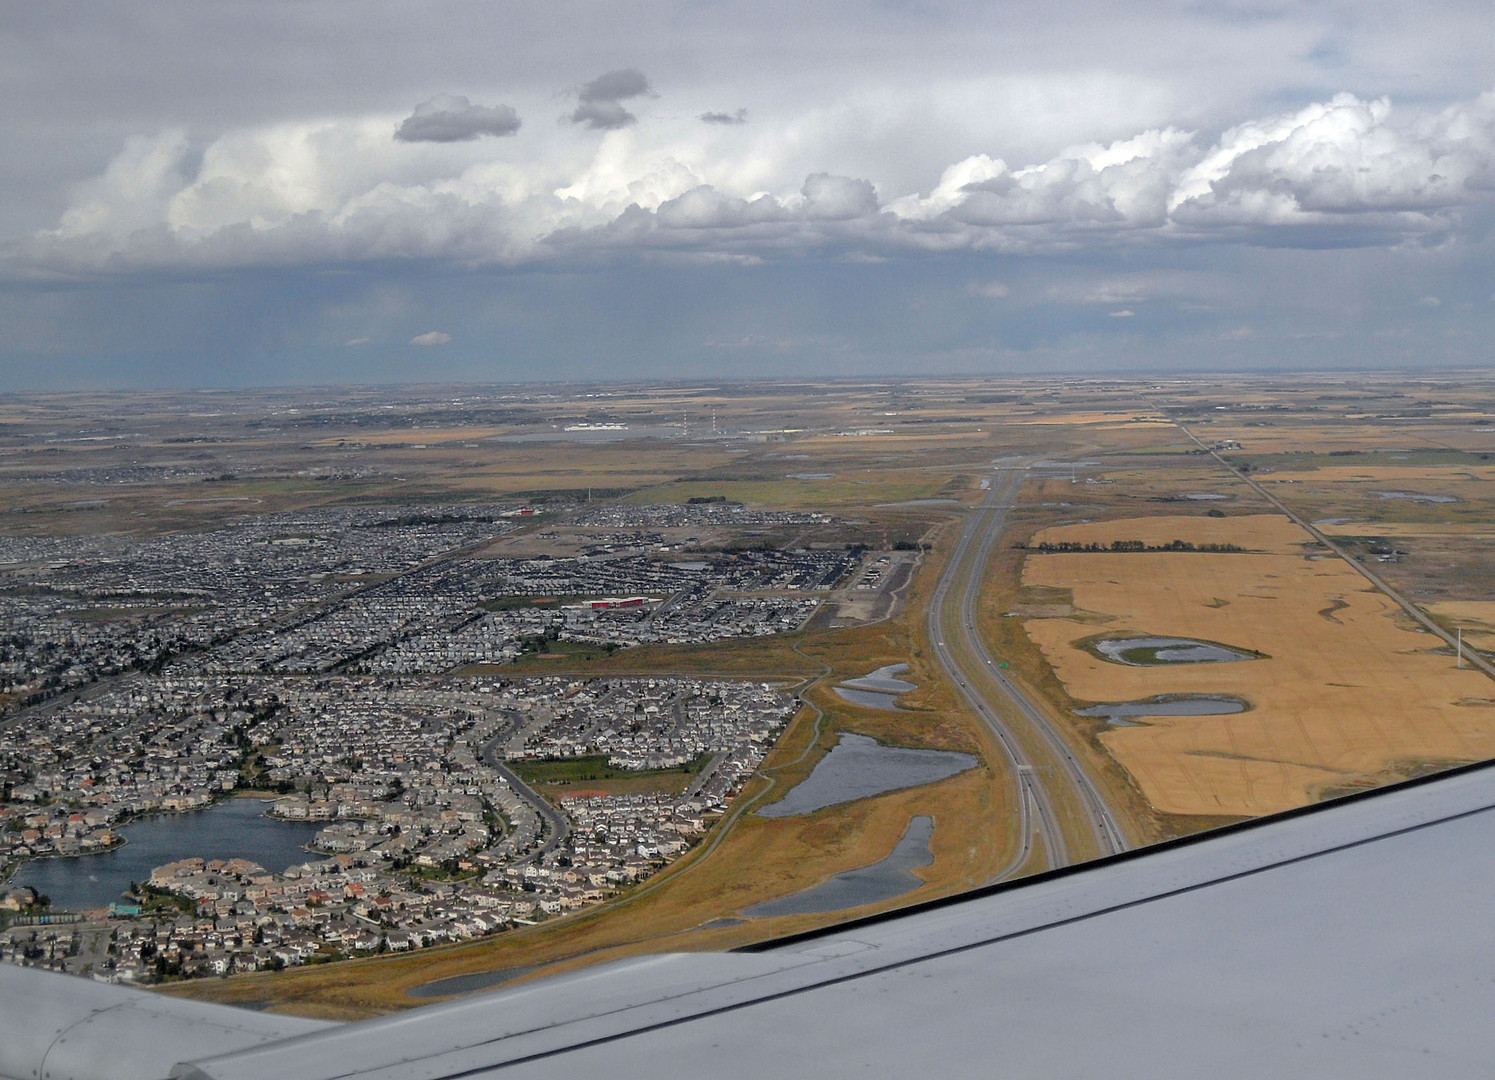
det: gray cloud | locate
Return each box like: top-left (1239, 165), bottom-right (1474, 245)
top-left (410, 330), bottom-right (451, 345)
top-left (570, 100), bottom-right (638, 130)
top-left (700, 109), bottom-right (747, 125)
top-left (579, 68), bottom-right (650, 103)
top-left (395, 95), bottom-right (521, 142)
top-left (570, 68), bottom-right (651, 130)
top-left (802, 174), bottom-right (879, 220)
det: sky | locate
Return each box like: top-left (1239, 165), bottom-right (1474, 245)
top-left (3, 1), bottom-right (1495, 390)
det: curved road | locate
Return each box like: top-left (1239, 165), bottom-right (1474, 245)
top-left (927, 467), bottom-right (1127, 879)
top-left (478, 729), bottom-right (572, 864)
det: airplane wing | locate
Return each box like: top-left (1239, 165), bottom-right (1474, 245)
top-left (7, 759), bottom-right (1495, 1080)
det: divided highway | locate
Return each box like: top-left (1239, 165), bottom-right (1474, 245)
top-left (927, 467), bottom-right (1127, 879)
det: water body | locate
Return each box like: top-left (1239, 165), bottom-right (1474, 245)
top-left (834, 687), bottom-right (905, 709)
top-left (842, 664), bottom-right (918, 693)
top-left (834, 664), bottom-right (918, 710)
top-left (408, 965), bottom-right (540, 999)
top-left (758, 734), bottom-right (976, 818)
top-left (8, 798), bottom-right (320, 911)
top-left (1372, 490), bottom-right (1459, 504)
top-left (1076, 695), bottom-right (1248, 726)
top-left (1179, 493), bottom-right (1228, 501)
top-left (788, 473), bottom-right (834, 480)
top-left (1095, 637), bottom-right (1255, 666)
top-left (743, 816), bottom-right (935, 917)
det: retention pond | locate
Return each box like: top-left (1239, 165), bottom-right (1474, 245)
top-left (743, 816), bottom-right (935, 918)
top-left (1094, 637), bottom-right (1256, 666)
top-left (1075, 695), bottom-right (1248, 726)
top-left (758, 734), bottom-right (976, 818)
top-left (833, 663), bottom-right (918, 710)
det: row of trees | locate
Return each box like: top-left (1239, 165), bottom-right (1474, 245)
top-left (1021, 539), bottom-right (1245, 553)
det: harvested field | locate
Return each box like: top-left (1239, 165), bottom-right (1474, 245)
top-left (1425, 601), bottom-right (1495, 652)
top-left (1021, 514), bottom-right (1495, 817)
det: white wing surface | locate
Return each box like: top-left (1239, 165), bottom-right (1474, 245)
top-left (7, 761), bottom-right (1495, 1080)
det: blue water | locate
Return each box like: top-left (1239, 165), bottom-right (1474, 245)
top-left (8, 798), bottom-right (320, 911)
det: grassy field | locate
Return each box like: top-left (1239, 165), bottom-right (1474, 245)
top-left (1021, 514), bottom-right (1495, 817)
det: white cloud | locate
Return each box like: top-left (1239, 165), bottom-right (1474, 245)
top-left (410, 330), bottom-right (451, 345)
top-left (16, 89), bottom-right (1495, 278)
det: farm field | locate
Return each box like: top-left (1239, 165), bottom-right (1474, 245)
top-left (1021, 514), bottom-right (1495, 816)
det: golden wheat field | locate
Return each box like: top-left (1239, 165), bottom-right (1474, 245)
top-left (1020, 514), bottom-right (1495, 817)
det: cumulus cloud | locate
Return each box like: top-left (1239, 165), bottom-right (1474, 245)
top-left (410, 330), bottom-right (451, 345)
top-left (1168, 93), bottom-right (1495, 230)
top-left (700, 109), bottom-right (748, 125)
top-left (395, 95), bottom-right (521, 143)
top-left (17, 88), bottom-right (1495, 278)
top-left (570, 68), bottom-right (652, 130)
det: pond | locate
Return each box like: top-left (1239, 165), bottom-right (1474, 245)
top-left (834, 664), bottom-right (917, 710)
top-left (7, 798), bottom-right (321, 911)
top-left (1094, 637), bottom-right (1256, 666)
top-left (1075, 695), bottom-right (1248, 726)
top-left (842, 664), bottom-right (918, 693)
top-left (758, 734), bottom-right (976, 818)
top-left (743, 816), bottom-right (935, 918)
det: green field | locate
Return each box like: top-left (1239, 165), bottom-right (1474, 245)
top-left (511, 752), bottom-right (714, 786)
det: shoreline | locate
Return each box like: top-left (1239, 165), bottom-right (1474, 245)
top-left (2, 794), bottom-right (313, 910)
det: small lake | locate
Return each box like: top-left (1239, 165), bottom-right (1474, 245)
top-left (7, 798), bottom-right (320, 911)
top-left (758, 734), bottom-right (976, 818)
top-left (1094, 637), bottom-right (1255, 666)
top-left (1076, 695), bottom-right (1248, 726)
top-left (744, 816), bottom-right (935, 918)
top-left (834, 664), bottom-right (917, 710)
